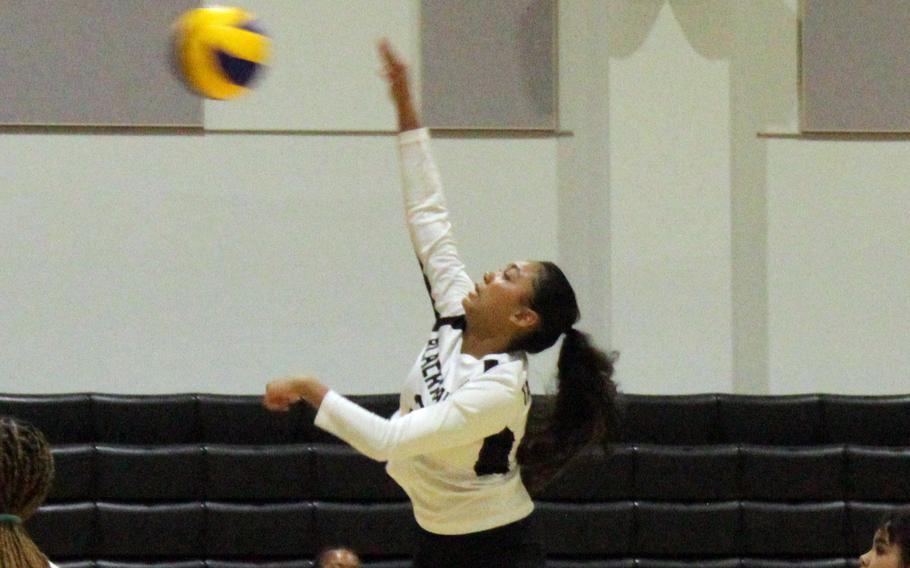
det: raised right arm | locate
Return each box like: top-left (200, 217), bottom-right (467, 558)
top-left (379, 39), bottom-right (420, 133)
top-left (379, 40), bottom-right (473, 318)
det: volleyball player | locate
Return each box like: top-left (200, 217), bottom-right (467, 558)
top-left (265, 39), bottom-right (618, 567)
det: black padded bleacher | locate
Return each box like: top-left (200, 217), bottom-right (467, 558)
top-left (1, 392), bottom-right (908, 567)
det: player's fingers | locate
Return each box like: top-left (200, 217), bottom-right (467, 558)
top-left (263, 387), bottom-right (288, 407)
top-left (378, 38), bottom-right (394, 64)
top-left (378, 39), bottom-right (407, 73)
top-left (263, 398), bottom-right (290, 412)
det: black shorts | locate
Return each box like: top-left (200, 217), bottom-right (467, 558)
top-left (413, 515), bottom-right (545, 568)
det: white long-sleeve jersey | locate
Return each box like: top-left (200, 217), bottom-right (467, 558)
top-left (315, 128), bottom-right (535, 535)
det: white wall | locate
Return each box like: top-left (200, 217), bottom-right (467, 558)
top-left (2, 1), bottom-right (908, 396)
top-left (607, 2), bottom-right (734, 394)
top-left (766, 140), bottom-right (910, 394)
top-left (0, 130), bottom-right (557, 396)
top-left (0, 1), bottom-right (558, 395)
top-left (558, 0), bottom-right (908, 395)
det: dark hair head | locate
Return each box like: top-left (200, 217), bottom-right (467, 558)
top-left (878, 507), bottom-right (910, 566)
top-left (513, 262), bottom-right (620, 495)
top-left (510, 261), bottom-right (579, 355)
top-left (0, 415), bottom-right (55, 567)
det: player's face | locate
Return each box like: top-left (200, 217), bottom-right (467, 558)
top-left (860, 529), bottom-right (904, 568)
top-left (463, 260), bottom-right (539, 334)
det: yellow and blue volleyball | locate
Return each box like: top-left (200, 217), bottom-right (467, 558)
top-left (173, 6), bottom-right (270, 100)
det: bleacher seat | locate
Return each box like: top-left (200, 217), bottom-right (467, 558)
top-left (717, 395), bottom-right (823, 446)
top-left (537, 445), bottom-right (635, 502)
top-left (314, 445), bottom-right (407, 502)
top-left (27, 502), bottom-right (95, 558)
top-left (634, 445), bottom-right (738, 501)
top-left (205, 502), bottom-right (316, 558)
top-left (741, 502), bottom-right (846, 557)
top-left (741, 561), bottom-right (850, 568)
top-left (95, 445), bottom-right (204, 502)
top-left (206, 445), bottom-right (317, 501)
top-left (633, 502), bottom-right (740, 557)
top-left (48, 445), bottom-right (94, 502)
top-left (845, 447), bottom-right (910, 501)
top-left (621, 394), bottom-right (720, 445)
top-left (314, 502), bottom-right (416, 557)
top-left (0, 392), bottom-right (904, 566)
top-left (0, 394), bottom-right (93, 443)
top-left (739, 446), bottom-right (843, 502)
top-left (821, 395), bottom-right (910, 446)
top-left (92, 395), bottom-right (199, 444)
top-left (537, 502), bottom-right (634, 557)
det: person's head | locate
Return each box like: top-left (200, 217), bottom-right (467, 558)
top-left (0, 415), bottom-right (56, 568)
top-left (467, 260), bottom-right (619, 495)
top-left (316, 546), bottom-right (362, 568)
top-left (461, 260), bottom-right (543, 345)
top-left (861, 508), bottom-right (910, 568)
top-left (461, 260), bottom-right (580, 352)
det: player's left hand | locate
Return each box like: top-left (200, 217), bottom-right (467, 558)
top-left (264, 378), bottom-right (305, 412)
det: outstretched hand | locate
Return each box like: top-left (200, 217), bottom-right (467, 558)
top-left (377, 38), bottom-right (420, 131)
top-left (264, 377), bottom-right (329, 412)
top-left (378, 39), bottom-right (410, 105)
top-left (264, 379), bottom-right (304, 412)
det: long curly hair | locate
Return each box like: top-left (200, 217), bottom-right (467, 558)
top-left (510, 262), bottom-right (620, 495)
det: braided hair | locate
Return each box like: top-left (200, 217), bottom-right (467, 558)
top-left (0, 416), bottom-right (56, 568)
top-left (512, 262), bottom-right (619, 495)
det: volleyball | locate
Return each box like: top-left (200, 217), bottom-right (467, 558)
top-left (172, 6), bottom-right (270, 100)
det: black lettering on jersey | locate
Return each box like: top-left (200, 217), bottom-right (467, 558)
top-left (426, 372), bottom-right (447, 402)
top-left (425, 373), bottom-right (443, 388)
top-left (414, 395), bottom-right (424, 409)
top-left (419, 334), bottom-right (448, 402)
top-left (428, 381), bottom-right (447, 403)
top-left (421, 353), bottom-right (440, 373)
top-left (421, 338), bottom-right (440, 371)
top-left (474, 428), bottom-right (515, 476)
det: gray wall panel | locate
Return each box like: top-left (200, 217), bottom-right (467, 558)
top-left (421, 0), bottom-right (556, 130)
top-left (801, 0), bottom-right (910, 132)
top-left (0, 0), bottom-right (202, 126)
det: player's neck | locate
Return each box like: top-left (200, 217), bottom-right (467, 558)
top-left (461, 329), bottom-right (512, 359)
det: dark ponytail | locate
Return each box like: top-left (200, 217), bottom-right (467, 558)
top-left (511, 262), bottom-right (620, 495)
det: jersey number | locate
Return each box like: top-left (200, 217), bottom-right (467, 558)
top-left (474, 428), bottom-right (515, 476)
